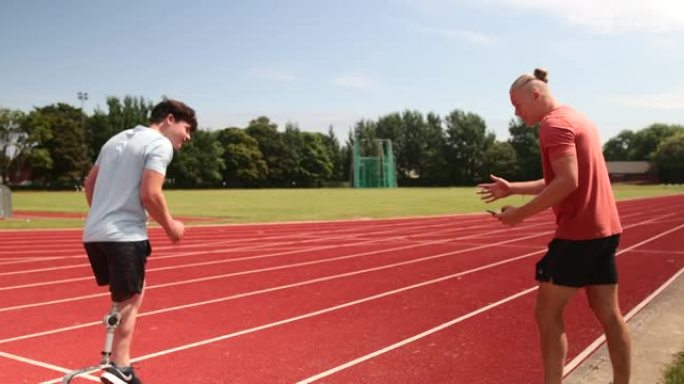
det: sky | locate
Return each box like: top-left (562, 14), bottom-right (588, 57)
top-left (1, 0), bottom-right (683, 142)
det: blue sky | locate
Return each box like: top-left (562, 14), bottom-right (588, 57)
top-left (1, 0), bottom-right (683, 142)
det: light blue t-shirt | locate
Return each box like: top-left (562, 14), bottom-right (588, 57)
top-left (83, 125), bottom-right (173, 242)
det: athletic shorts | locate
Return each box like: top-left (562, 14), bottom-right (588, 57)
top-left (84, 240), bottom-right (151, 302)
top-left (535, 234), bottom-right (620, 288)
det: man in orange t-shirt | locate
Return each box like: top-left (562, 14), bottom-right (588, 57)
top-left (477, 68), bottom-right (631, 384)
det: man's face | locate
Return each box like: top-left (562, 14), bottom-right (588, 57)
top-left (164, 115), bottom-right (192, 150)
top-left (510, 87), bottom-right (539, 126)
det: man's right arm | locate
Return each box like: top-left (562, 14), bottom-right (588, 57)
top-left (478, 175), bottom-right (546, 203)
top-left (140, 169), bottom-right (184, 242)
top-left (510, 179), bottom-right (546, 195)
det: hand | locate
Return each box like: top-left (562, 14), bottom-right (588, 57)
top-left (166, 220), bottom-right (185, 242)
top-left (495, 205), bottom-right (524, 226)
top-left (477, 175), bottom-right (512, 203)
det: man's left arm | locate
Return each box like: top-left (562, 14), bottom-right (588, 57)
top-left (84, 165), bottom-right (99, 207)
top-left (499, 155), bottom-right (578, 225)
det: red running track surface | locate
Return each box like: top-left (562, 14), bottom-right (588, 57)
top-left (1, 194), bottom-right (683, 383)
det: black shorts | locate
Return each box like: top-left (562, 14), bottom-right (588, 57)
top-left (535, 234), bottom-right (620, 288)
top-left (84, 240), bottom-right (151, 302)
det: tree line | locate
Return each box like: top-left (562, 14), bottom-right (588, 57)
top-left (603, 124), bottom-right (684, 183)
top-left (1, 96), bottom-right (683, 188)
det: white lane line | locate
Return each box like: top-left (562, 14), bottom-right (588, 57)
top-left (34, 218), bottom-right (684, 384)
top-left (295, 222), bottom-right (684, 383)
top-left (297, 286), bottom-right (540, 384)
top-left (0, 216), bottom-right (483, 274)
top-left (2, 210), bottom-right (677, 337)
top-left (0, 213), bottom-right (475, 249)
top-left (563, 264), bottom-right (684, 376)
top-left (1, 201), bottom-right (660, 268)
top-left (0, 218), bottom-right (547, 292)
top-left (37, 218), bottom-right (684, 384)
top-left (0, 233), bottom-right (548, 344)
top-left (18, 200), bottom-right (684, 383)
top-left (0, 236), bottom-right (449, 313)
top-left (0, 350), bottom-right (100, 382)
top-left (35, 248), bottom-right (549, 384)
top-left (128, 253), bottom-right (547, 363)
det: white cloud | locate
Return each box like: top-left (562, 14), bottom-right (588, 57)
top-left (603, 92), bottom-right (684, 110)
top-left (414, 26), bottom-right (494, 45)
top-left (489, 0), bottom-right (684, 34)
top-left (332, 74), bottom-right (373, 90)
top-left (247, 67), bottom-right (296, 82)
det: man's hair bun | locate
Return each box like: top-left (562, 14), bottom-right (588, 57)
top-left (534, 68), bottom-right (548, 83)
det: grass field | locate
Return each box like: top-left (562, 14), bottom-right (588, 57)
top-left (662, 352), bottom-right (684, 384)
top-left (1, 184), bottom-right (683, 230)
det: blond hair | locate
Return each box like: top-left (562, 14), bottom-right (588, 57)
top-left (510, 68), bottom-right (549, 93)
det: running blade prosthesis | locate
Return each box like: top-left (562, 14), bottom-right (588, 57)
top-left (62, 305), bottom-right (121, 383)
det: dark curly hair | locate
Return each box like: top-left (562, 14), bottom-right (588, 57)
top-left (150, 99), bottom-right (197, 132)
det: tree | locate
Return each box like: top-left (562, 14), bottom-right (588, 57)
top-left (88, 96), bottom-right (153, 162)
top-left (216, 127), bottom-right (267, 187)
top-left (653, 133), bottom-right (684, 183)
top-left (627, 123), bottom-right (684, 160)
top-left (342, 130), bottom-right (355, 182)
top-left (321, 126), bottom-right (346, 181)
top-left (508, 118), bottom-right (541, 181)
top-left (281, 123), bottom-right (307, 185)
top-left (281, 124), bottom-right (333, 187)
top-left (166, 130), bottom-right (225, 187)
top-left (22, 104), bottom-right (88, 187)
top-left (0, 108), bottom-right (26, 184)
top-left (419, 112), bottom-right (447, 185)
top-left (482, 141), bottom-right (518, 180)
top-left (375, 113), bottom-right (406, 180)
top-left (444, 109), bottom-right (491, 185)
top-left (353, 119), bottom-right (379, 155)
top-left (298, 131), bottom-right (333, 186)
top-left (245, 116), bottom-right (292, 186)
top-left (399, 110), bottom-right (427, 184)
top-left (603, 130), bottom-right (635, 161)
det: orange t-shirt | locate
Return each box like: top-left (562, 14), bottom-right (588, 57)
top-left (539, 105), bottom-right (622, 240)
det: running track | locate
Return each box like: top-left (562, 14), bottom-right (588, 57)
top-left (1, 194), bottom-right (683, 383)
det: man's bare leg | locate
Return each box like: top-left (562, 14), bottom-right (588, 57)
top-left (586, 284), bottom-right (631, 384)
top-left (535, 282), bottom-right (577, 384)
top-left (110, 289), bottom-right (145, 367)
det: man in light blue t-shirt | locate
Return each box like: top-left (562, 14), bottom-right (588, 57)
top-left (82, 99), bottom-right (196, 384)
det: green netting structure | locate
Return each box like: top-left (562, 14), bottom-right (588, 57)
top-left (0, 184), bottom-right (11, 218)
top-left (352, 138), bottom-right (397, 188)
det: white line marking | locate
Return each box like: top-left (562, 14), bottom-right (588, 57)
top-left (0, 217), bottom-right (488, 277)
top-left (15, 196), bottom-right (684, 383)
top-left (0, 219), bottom-right (549, 293)
top-left (296, 286), bottom-right (540, 384)
top-left (563, 265), bottom-right (684, 376)
top-left (128, 260), bottom-right (543, 363)
top-left (0, 236), bottom-right (445, 313)
top-left (0, 234), bottom-right (548, 343)
top-left (0, 350), bottom-right (100, 381)
top-left (296, 222), bottom-right (684, 383)
top-left (2, 210), bottom-right (677, 341)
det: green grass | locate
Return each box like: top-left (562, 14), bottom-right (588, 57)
top-left (611, 183), bottom-right (684, 200)
top-left (2, 184), bottom-right (682, 230)
top-left (0, 217), bottom-right (84, 230)
top-left (661, 352), bottom-right (684, 384)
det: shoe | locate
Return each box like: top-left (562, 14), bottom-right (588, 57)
top-left (100, 363), bottom-right (142, 384)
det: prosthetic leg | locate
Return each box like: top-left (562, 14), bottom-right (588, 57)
top-left (62, 304), bottom-right (121, 383)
